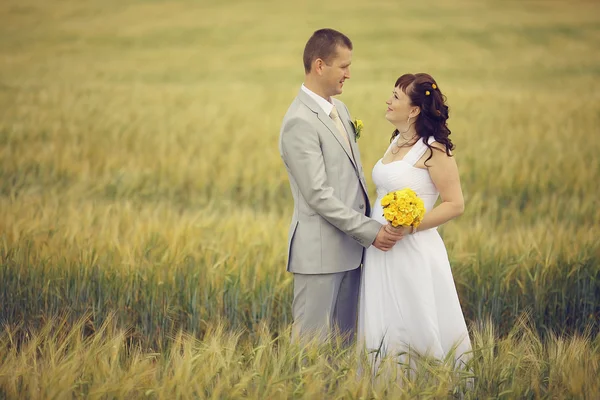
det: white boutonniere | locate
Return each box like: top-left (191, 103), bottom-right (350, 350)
top-left (351, 118), bottom-right (363, 141)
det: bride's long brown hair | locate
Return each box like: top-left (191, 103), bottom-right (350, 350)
top-left (391, 73), bottom-right (454, 165)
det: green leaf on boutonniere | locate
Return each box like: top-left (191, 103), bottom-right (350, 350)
top-left (351, 118), bottom-right (364, 141)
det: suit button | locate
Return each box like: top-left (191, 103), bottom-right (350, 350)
top-left (359, 204), bottom-right (365, 209)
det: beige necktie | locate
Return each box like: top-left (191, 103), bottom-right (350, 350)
top-left (330, 106), bottom-right (368, 213)
top-left (330, 105), bottom-right (352, 152)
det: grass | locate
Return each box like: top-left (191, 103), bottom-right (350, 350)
top-left (1, 0), bottom-right (599, 397)
top-left (1, 315), bottom-right (599, 399)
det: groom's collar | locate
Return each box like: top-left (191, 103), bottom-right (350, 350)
top-left (300, 84), bottom-right (334, 116)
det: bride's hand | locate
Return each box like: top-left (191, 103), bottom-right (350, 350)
top-left (384, 223), bottom-right (411, 239)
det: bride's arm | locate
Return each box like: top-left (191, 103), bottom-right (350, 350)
top-left (414, 143), bottom-right (465, 233)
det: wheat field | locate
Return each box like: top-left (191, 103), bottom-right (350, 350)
top-left (1, 0), bottom-right (600, 398)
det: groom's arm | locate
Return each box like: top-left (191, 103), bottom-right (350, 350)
top-left (281, 116), bottom-right (381, 247)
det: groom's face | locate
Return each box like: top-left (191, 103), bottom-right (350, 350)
top-left (321, 45), bottom-right (352, 97)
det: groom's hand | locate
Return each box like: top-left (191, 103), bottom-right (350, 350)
top-left (373, 225), bottom-right (404, 251)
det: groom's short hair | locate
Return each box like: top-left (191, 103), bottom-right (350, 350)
top-left (303, 29), bottom-right (353, 73)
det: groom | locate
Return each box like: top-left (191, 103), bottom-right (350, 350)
top-left (279, 28), bottom-right (403, 343)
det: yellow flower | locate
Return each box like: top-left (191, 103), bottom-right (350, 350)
top-left (383, 208), bottom-right (397, 221)
top-left (432, 83), bottom-right (437, 89)
top-left (352, 118), bottom-right (364, 140)
top-left (425, 90), bottom-right (431, 96)
top-left (381, 188), bottom-right (426, 228)
top-left (381, 193), bottom-right (394, 207)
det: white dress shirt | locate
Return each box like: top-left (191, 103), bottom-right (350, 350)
top-left (301, 84), bottom-right (334, 116)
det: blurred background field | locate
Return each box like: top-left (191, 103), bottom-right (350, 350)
top-left (1, 0), bottom-right (600, 398)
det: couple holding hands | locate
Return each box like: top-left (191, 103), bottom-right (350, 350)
top-left (279, 28), bottom-right (471, 366)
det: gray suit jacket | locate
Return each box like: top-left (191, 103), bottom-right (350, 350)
top-left (279, 89), bottom-right (382, 274)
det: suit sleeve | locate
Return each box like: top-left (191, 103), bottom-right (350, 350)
top-left (281, 117), bottom-right (381, 247)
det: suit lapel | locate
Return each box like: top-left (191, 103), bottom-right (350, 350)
top-left (298, 90), bottom-right (357, 170)
top-left (335, 102), bottom-right (359, 153)
top-left (334, 101), bottom-right (370, 200)
top-left (297, 90), bottom-right (371, 206)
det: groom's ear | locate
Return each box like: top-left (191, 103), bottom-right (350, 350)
top-left (313, 58), bottom-right (325, 75)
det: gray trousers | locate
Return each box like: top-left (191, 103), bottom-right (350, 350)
top-left (291, 267), bottom-right (361, 344)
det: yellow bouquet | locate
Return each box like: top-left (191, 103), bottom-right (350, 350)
top-left (381, 188), bottom-right (426, 228)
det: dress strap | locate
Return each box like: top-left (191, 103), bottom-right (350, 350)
top-left (403, 136), bottom-right (436, 166)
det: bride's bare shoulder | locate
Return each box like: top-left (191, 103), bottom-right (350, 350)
top-left (428, 140), bottom-right (453, 157)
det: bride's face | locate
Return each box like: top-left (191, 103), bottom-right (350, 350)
top-left (385, 86), bottom-right (418, 125)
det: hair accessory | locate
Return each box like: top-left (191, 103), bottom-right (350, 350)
top-left (431, 83), bottom-right (437, 89)
top-left (425, 90), bottom-right (430, 96)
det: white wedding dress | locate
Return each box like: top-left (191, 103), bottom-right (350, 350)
top-left (358, 135), bottom-right (471, 367)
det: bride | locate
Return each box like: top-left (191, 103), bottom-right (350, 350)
top-left (358, 73), bottom-right (472, 368)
